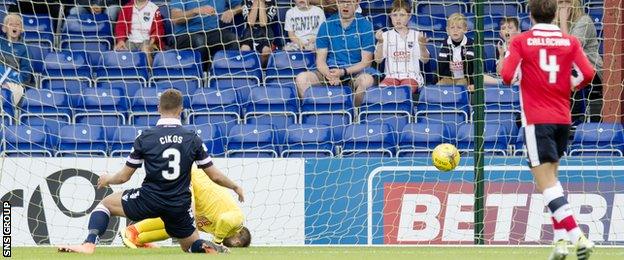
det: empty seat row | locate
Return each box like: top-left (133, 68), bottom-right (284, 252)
top-left (2, 122), bottom-right (620, 158)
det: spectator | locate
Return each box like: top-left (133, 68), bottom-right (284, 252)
top-left (69, 0), bottom-right (125, 22)
top-left (436, 13), bottom-right (475, 91)
top-left (308, 0), bottom-right (361, 16)
top-left (284, 0), bottom-right (325, 51)
top-left (495, 17), bottom-right (520, 76)
top-left (114, 0), bottom-right (165, 66)
top-left (240, 0), bottom-right (278, 66)
top-left (556, 0), bottom-right (603, 122)
top-left (374, 0), bottom-right (429, 94)
top-left (170, 0), bottom-right (242, 69)
top-left (0, 13), bottom-right (30, 105)
top-left (295, 0), bottom-right (376, 107)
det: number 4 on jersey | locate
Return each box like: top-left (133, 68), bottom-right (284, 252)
top-left (539, 49), bottom-right (560, 84)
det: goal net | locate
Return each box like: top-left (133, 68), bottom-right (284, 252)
top-left (0, 0), bottom-right (622, 247)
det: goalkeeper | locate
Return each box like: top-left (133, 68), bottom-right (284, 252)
top-left (121, 168), bottom-right (251, 249)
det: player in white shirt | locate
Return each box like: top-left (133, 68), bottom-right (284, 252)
top-left (284, 0), bottom-right (326, 51)
top-left (374, 0), bottom-right (429, 93)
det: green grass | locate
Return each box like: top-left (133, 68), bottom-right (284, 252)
top-left (10, 246), bottom-right (624, 260)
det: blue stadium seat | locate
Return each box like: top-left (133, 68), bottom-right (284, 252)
top-left (415, 85), bottom-right (470, 128)
top-left (25, 43), bottom-right (51, 75)
top-left (456, 123), bottom-right (510, 156)
top-left (341, 123), bottom-right (397, 157)
top-left (409, 15), bottom-right (447, 40)
top-left (415, 2), bottom-right (468, 17)
top-left (359, 86), bottom-right (413, 133)
top-left (422, 43), bottom-right (439, 84)
top-left (245, 84), bottom-right (298, 132)
top-left (265, 51), bottom-right (315, 85)
top-left (95, 51), bottom-right (149, 80)
top-left (482, 85), bottom-right (521, 138)
top-left (41, 51), bottom-right (92, 103)
top-left (130, 88), bottom-right (188, 126)
top-left (157, 5), bottom-right (174, 48)
top-left (95, 78), bottom-right (144, 98)
top-left (397, 123), bottom-right (451, 157)
top-left (60, 14), bottom-right (113, 47)
top-left (22, 14), bottom-right (54, 47)
top-left (1, 124), bottom-right (56, 157)
top-left (518, 13), bottom-right (532, 31)
top-left (188, 88), bottom-right (241, 136)
top-left (150, 78), bottom-right (201, 97)
top-left (483, 42), bottom-right (498, 74)
top-left (586, 4), bottom-right (603, 31)
top-left (569, 123), bottom-right (624, 156)
top-left (208, 77), bottom-right (257, 104)
top-left (226, 124), bottom-right (279, 158)
top-left (73, 87), bottom-right (129, 125)
top-left (152, 50), bottom-right (202, 78)
top-left (56, 124), bottom-right (107, 157)
top-left (281, 124), bottom-right (334, 158)
top-left (301, 86), bottom-right (354, 141)
top-left (360, 0), bottom-right (393, 11)
top-left (184, 124), bottom-right (225, 157)
top-left (210, 50), bottom-right (262, 83)
top-left (107, 126), bottom-right (148, 157)
top-left (482, 2), bottom-right (522, 17)
top-left (19, 88), bottom-right (72, 125)
top-left (1, 88), bottom-right (13, 125)
top-left (370, 13), bottom-right (389, 30)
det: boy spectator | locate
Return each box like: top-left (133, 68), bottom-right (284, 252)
top-left (0, 13), bottom-right (31, 104)
top-left (495, 17), bottom-right (520, 75)
top-left (374, 0), bottom-right (429, 94)
top-left (437, 13), bottom-right (475, 91)
top-left (170, 0), bottom-right (242, 69)
top-left (284, 0), bottom-right (325, 51)
top-left (295, 0), bottom-right (376, 107)
top-left (240, 0), bottom-right (278, 66)
top-left (114, 0), bottom-right (165, 66)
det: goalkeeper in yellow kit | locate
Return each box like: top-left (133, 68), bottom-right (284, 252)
top-left (121, 168), bottom-right (251, 249)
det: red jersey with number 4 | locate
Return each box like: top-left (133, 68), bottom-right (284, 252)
top-left (501, 23), bottom-right (596, 125)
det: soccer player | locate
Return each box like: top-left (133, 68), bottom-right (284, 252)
top-left (500, 0), bottom-right (596, 259)
top-left (121, 168), bottom-right (251, 248)
top-left (57, 89), bottom-right (245, 254)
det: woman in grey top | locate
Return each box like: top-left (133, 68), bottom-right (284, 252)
top-left (557, 0), bottom-right (603, 123)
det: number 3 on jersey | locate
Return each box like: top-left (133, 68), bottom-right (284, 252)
top-left (539, 49), bottom-right (560, 84)
top-left (162, 148), bottom-right (181, 180)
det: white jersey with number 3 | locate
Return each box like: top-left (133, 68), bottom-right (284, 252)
top-left (382, 29), bottom-right (426, 86)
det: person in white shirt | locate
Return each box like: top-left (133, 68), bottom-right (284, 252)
top-left (374, 0), bottom-right (429, 93)
top-left (114, 0), bottom-right (164, 66)
top-left (284, 0), bottom-right (326, 51)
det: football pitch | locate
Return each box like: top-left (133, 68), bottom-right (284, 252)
top-left (10, 246), bottom-right (624, 259)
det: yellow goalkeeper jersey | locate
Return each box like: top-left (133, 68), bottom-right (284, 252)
top-left (190, 169), bottom-right (244, 242)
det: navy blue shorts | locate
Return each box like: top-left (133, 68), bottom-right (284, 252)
top-left (524, 124), bottom-right (570, 167)
top-left (121, 188), bottom-right (196, 239)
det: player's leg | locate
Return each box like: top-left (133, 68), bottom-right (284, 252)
top-left (122, 218), bottom-right (168, 248)
top-left (58, 191), bottom-right (127, 254)
top-left (163, 207), bottom-right (228, 253)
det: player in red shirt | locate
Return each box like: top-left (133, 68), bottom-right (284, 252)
top-left (500, 0), bottom-right (596, 259)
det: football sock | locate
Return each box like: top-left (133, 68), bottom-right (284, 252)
top-left (543, 182), bottom-right (583, 242)
top-left (189, 239), bottom-right (208, 253)
top-left (138, 229), bottom-right (170, 244)
top-left (134, 217), bottom-right (165, 233)
top-left (85, 204), bottom-right (110, 244)
top-left (551, 217), bottom-right (568, 242)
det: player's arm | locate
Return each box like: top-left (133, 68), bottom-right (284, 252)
top-left (98, 134), bottom-right (144, 188)
top-left (570, 38), bottom-right (596, 91)
top-left (202, 166), bottom-right (244, 202)
top-left (500, 38), bottom-right (522, 85)
top-left (193, 136), bottom-right (245, 202)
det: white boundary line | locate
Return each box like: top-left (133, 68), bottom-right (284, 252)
top-left (366, 165), bottom-right (624, 245)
